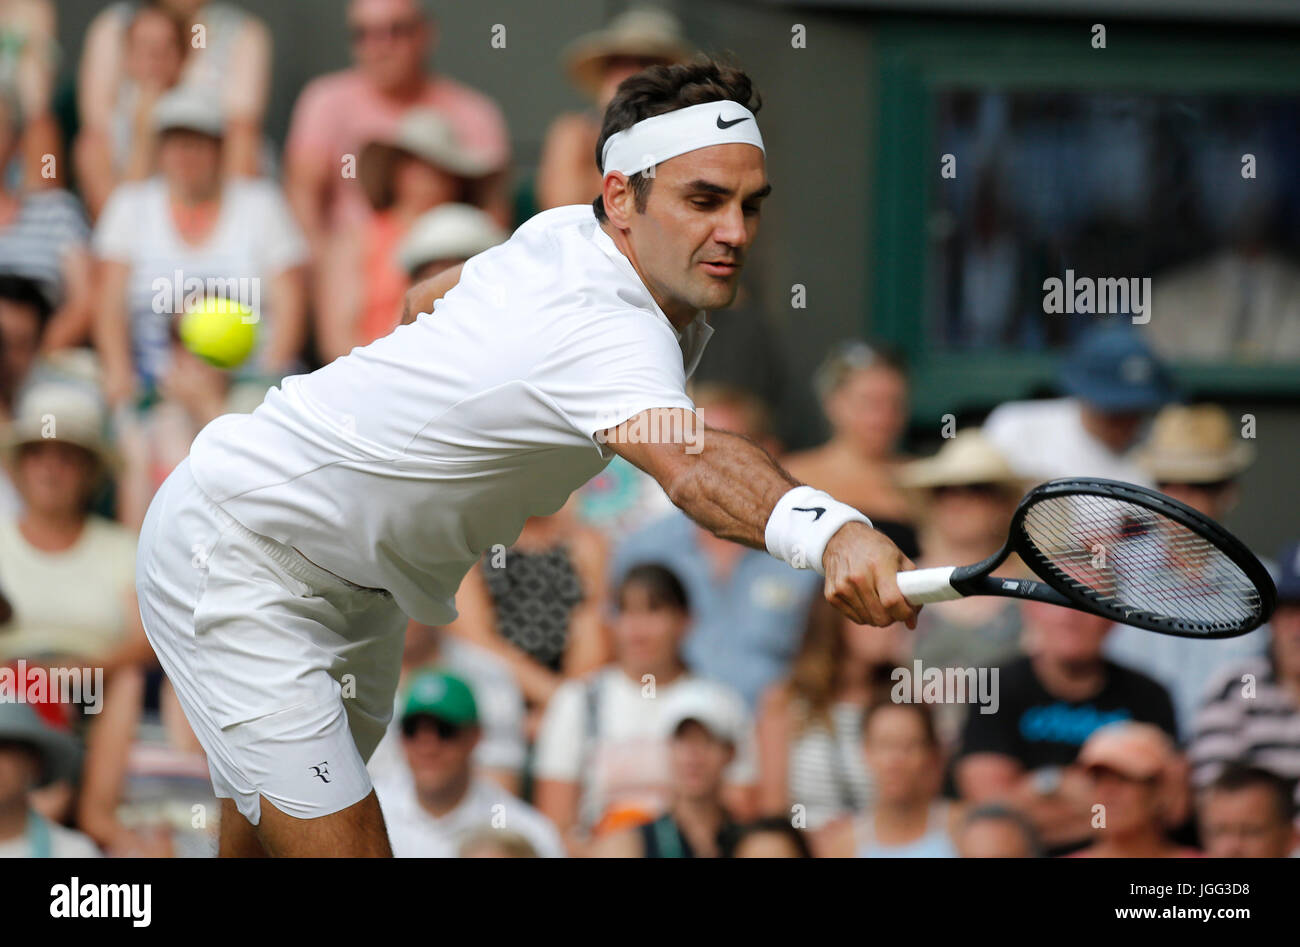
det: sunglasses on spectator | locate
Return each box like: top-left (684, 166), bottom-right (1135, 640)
top-left (350, 18), bottom-right (421, 44)
top-left (401, 714), bottom-right (464, 740)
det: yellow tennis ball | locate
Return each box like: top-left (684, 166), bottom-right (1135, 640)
top-left (179, 297), bottom-right (258, 369)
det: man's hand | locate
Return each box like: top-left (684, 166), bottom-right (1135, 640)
top-left (821, 522), bottom-right (921, 629)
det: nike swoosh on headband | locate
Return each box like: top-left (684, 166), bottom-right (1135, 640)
top-left (716, 114), bottom-right (751, 129)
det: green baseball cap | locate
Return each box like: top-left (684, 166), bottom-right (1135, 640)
top-left (400, 669), bottom-right (479, 727)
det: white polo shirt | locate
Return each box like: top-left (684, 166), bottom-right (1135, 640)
top-left (188, 205), bottom-right (712, 624)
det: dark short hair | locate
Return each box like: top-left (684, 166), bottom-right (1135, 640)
top-left (1205, 763), bottom-right (1297, 825)
top-left (959, 803), bottom-right (1045, 857)
top-left (730, 817), bottom-right (813, 858)
top-left (592, 54), bottom-right (762, 223)
top-left (617, 562), bottom-right (690, 614)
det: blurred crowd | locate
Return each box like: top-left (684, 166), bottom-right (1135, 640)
top-left (0, 0), bottom-right (1297, 859)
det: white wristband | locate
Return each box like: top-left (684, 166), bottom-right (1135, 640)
top-left (764, 486), bottom-right (872, 576)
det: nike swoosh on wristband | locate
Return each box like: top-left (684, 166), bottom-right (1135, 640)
top-left (792, 506), bottom-right (826, 520)
top-left (716, 114), bottom-right (751, 129)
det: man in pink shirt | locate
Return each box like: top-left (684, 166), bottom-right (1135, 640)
top-left (284, 0), bottom-right (511, 254)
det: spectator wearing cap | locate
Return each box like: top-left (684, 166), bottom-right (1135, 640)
top-left (783, 340), bottom-right (919, 559)
top-left (955, 599), bottom-right (1177, 855)
top-left (536, 6), bottom-right (691, 211)
top-left (1189, 542), bottom-right (1300, 813)
top-left (1070, 722), bottom-right (1199, 857)
top-left (78, 0), bottom-right (272, 207)
top-left (1198, 763), bottom-right (1299, 858)
top-left (586, 679), bottom-right (744, 858)
top-left (983, 326), bottom-right (1175, 486)
top-left (609, 385), bottom-right (821, 710)
top-left (0, 702), bottom-right (99, 857)
top-left (397, 203), bottom-right (509, 288)
top-left (316, 117), bottom-right (503, 362)
top-left (0, 380), bottom-right (149, 674)
top-left (367, 618), bottom-right (527, 797)
top-left (94, 88), bottom-right (309, 413)
top-left (533, 564), bottom-right (757, 852)
top-left (283, 0), bottom-right (511, 253)
top-left (375, 669), bottom-right (564, 858)
top-left (756, 596), bottom-right (904, 833)
top-left (1104, 404), bottom-right (1269, 739)
top-left (900, 430), bottom-right (1028, 684)
top-left (820, 701), bottom-right (961, 857)
top-left (72, 3), bottom-right (186, 218)
top-left (954, 803), bottom-right (1043, 858)
top-left (0, 90), bottom-right (93, 353)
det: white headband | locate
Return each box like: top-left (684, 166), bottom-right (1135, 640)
top-left (600, 100), bottom-right (765, 178)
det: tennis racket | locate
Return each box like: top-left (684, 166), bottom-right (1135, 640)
top-left (895, 478), bottom-right (1276, 639)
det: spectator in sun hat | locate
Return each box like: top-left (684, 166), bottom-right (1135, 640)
top-left (1070, 722), bottom-right (1199, 858)
top-left (537, 6), bottom-right (692, 211)
top-left (0, 380), bottom-right (149, 675)
top-left (1189, 542), bottom-right (1300, 815)
top-left (316, 111), bottom-right (503, 360)
top-left (375, 669), bottom-right (564, 858)
top-left (0, 701), bottom-right (100, 857)
top-left (984, 326), bottom-right (1175, 486)
top-left (900, 429), bottom-right (1030, 689)
top-left (585, 678), bottom-right (744, 858)
top-left (396, 203), bottom-right (510, 286)
top-left (283, 0), bottom-right (511, 249)
top-left (1105, 403), bottom-right (1268, 739)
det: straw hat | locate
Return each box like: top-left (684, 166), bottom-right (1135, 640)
top-left (1136, 404), bottom-right (1254, 484)
top-left (359, 110), bottom-right (500, 212)
top-left (1, 380), bottom-right (115, 473)
top-left (898, 429), bottom-right (1026, 492)
top-left (562, 7), bottom-right (692, 99)
top-left (395, 203), bottom-right (509, 276)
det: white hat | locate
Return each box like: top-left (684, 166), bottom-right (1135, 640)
top-left (396, 203), bottom-right (509, 276)
top-left (152, 87), bottom-right (225, 137)
top-left (562, 7), bottom-right (693, 99)
top-left (359, 110), bottom-right (499, 211)
top-left (659, 680), bottom-right (747, 745)
top-left (1, 379), bottom-right (115, 471)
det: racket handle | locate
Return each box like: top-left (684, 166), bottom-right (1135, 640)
top-left (896, 566), bottom-right (963, 605)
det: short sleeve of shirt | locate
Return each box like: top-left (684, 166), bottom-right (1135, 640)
top-left (92, 185), bottom-right (142, 262)
top-left (532, 678), bottom-right (587, 781)
top-left (544, 310), bottom-right (697, 449)
top-left (284, 77), bottom-right (338, 165)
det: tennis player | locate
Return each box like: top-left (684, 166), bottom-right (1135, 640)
top-left (135, 57), bottom-right (919, 857)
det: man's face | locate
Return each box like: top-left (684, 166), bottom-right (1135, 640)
top-left (1081, 405), bottom-right (1146, 454)
top-left (158, 129), bottom-right (223, 195)
top-left (1023, 600), bottom-right (1112, 667)
top-left (1088, 766), bottom-right (1162, 835)
top-left (668, 721), bottom-right (733, 799)
top-left (401, 715), bottom-right (478, 795)
top-left (1200, 786), bottom-right (1297, 858)
top-left (0, 300), bottom-right (42, 398)
top-left (617, 143), bottom-right (768, 324)
top-left (349, 0), bottom-right (429, 92)
top-left (957, 819), bottom-right (1034, 858)
top-left (825, 365), bottom-right (908, 456)
top-left (862, 707), bottom-right (935, 804)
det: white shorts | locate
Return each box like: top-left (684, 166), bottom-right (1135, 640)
top-left (136, 457), bottom-right (407, 826)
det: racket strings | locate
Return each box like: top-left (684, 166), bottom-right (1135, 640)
top-left (1020, 494), bottom-right (1261, 632)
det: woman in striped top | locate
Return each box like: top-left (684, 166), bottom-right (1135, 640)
top-left (756, 593), bottom-right (908, 833)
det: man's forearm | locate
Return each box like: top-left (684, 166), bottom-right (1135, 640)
top-left (662, 426), bottom-right (799, 549)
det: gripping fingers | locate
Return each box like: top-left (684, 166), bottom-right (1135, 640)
top-left (826, 574), bottom-right (890, 627)
top-left (875, 565), bottom-right (921, 629)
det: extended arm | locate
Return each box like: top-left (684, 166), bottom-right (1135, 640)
top-left (607, 410), bottom-right (919, 628)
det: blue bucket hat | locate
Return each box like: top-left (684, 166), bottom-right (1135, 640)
top-left (1274, 542), bottom-right (1300, 603)
top-left (1059, 327), bottom-right (1175, 412)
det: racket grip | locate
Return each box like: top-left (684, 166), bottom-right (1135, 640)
top-left (896, 566), bottom-right (963, 605)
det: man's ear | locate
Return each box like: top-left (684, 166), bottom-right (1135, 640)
top-left (602, 171), bottom-right (633, 229)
